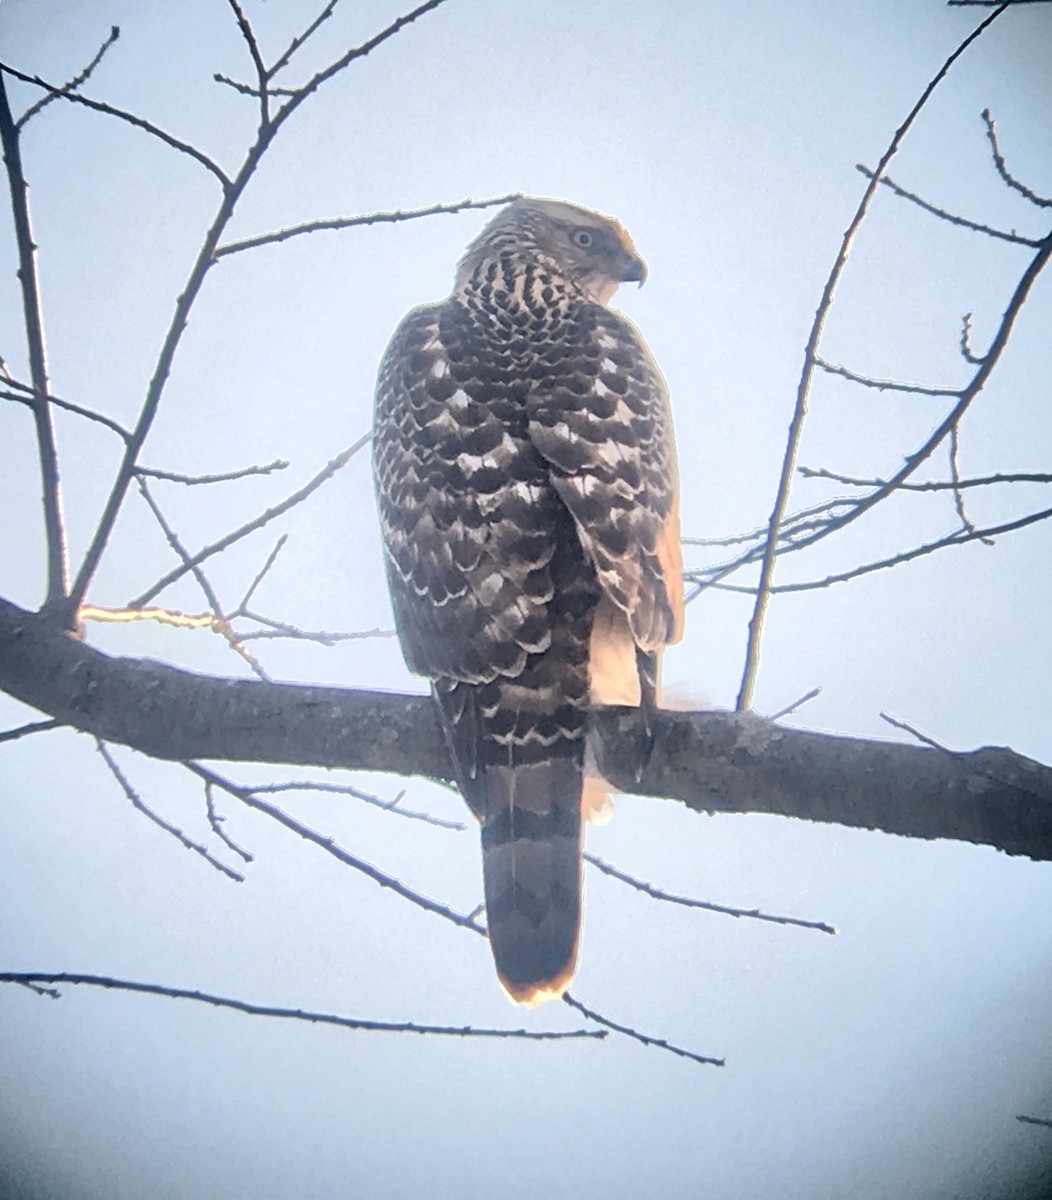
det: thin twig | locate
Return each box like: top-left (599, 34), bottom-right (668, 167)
top-left (185, 762), bottom-right (486, 933)
top-left (236, 537), bottom-right (288, 610)
top-left (878, 711), bottom-right (952, 752)
top-left (948, 423), bottom-right (994, 543)
top-left (708, 503), bottom-right (1052, 595)
top-left (855, 163), bottom-right (1044, 246)
top-left (249, 779), bottom-right (466, 830)
top-left (129, 434), bottom-right (370, 607)
top-left (1016, 1115), bottom-right (1052, 1130)
top-left (0, 718), bottom-right (60, 743)
top-left (136, 459), bottom-right (288, 485)
top-left (814, 356), bottom-right (961, 397)
top-left (214, 73), bottom-right (297, 100)
top-left (272, 0), bottom-right (455, 124)
top-left (16, 26), bottom-right (120, 129)
top-left (136, 478), bottom-right (271, 680)
top-left (268, 0), bottom-right (342, 79)
top-left (236, 614), bottom-right (393, 645)
top-left (752, 235), bottom-right (1052, 574)
top-left (0, 61), bottom-right (230, 187)
top-left (767, 687), bottom-right (823, 722)
top-left (0, 383), bottom-right (133, 441)
top-left (959, 311), bottom-right (985, 364)
top-left (203, 781), bottom-right (254, 862)
top-left (216, 194), bottom-right (523, 257)
top-left (0, 973), bottom-right (603, 1041)
top-left (585, 854), bottom-right (835, 934)
top-left (226, 0), bottom-right (269, 124)
top-left (0, 74), bottom-right (68, 609)
top-left (798, 467), bottom-right (1052, 491)
top-left (562, 993), bottom-right (724, 1068)
top-left (66, 1), bottom-right (455, 617)
top-left (982, 108), bottom-right (1052, 208)
top-left (96, 741), bottom-right (244, 881)
top-left (735, 0), bottom-right (1015, 713)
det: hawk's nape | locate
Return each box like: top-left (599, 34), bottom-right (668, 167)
top-left (372, 197), bottom-right (682, 1005)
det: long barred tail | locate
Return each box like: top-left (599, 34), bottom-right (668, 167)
top-left (433, 670), bottom-right (589, 1007)
top-left (481, 757), bottom-right (583, 1006)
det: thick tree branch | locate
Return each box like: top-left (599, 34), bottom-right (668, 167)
top-left (2, 596), bottom-right (1049, 861)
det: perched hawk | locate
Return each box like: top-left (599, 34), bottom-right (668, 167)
top-left (373, 197), bottom-right (682, 1006)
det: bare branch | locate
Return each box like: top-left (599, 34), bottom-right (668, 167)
top-left (15, 26), bottom-right (120, 129)
top-left (268, 0), bottom-right (342, 79)
top-left (562, 993), bottom-right (724, 1068)
top-left (203, 780), bottom-right (254, 862)
top-left (5, 597), bottom-right (1051, 860)
top-left (734, 1), bottom-right (1016, 713)
top-left (585, 853), bottom-right (835, 934)
top-left (273, 0), bottom-right (456, 126)
top-left (129, 433), bottom-right (370, 608)
top-left (855, 162), bottom-right (1044, 246)
top-left (225, 0), bottom-right (269, 124)
top-left (236, 614), bottom-right (394, 645)
top-left (249, 779), bottom-right (467, 830)
top-left (959, 311), bottom-right (985, 364)
top-left (0, 973), bottom-right (602, 1041)
top-left (136, 477), bottom-right (271, 680)
top-left (0, 61), bottom-right (230, 188)
top-left (798, 467), bottom-right (1052, 491)
top-left (766, 686), bottom-right (823, 722)
top-left (236, 536), bottom-right (288, 610)
top-left (0, 73), bottom-right (68, 609)
top-left (982, 107), bottom-right (1052, 207)
top-left (1016, 1115), bottom-right (1052, 1130)
top-left (0, 718), bottom-right (59, 743)
top-left (136, 459), bottom-right (289, 485)
top-left (216, 194), bottom-right (523, 257)
top-left (733, 503), bottom-right (1052, 594)
top-left (96, 740), bottom-right (244, 881)
top-left (757, 234), bottom-right (1052, 575)
top-left (186, 762), bottom-right (488, 934)
top-left (948, 423), bottom-right (994, 543)
top-left (1, 382), bottom-right (133, 440)
top-left (214, 73), bottom-right (295, 100)
top-left (814, 356), bottom-right (961, 397)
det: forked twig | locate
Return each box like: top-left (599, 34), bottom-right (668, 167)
top-left (0, 60), bottom-right (230, 186)
top-left (129, 434), bottom-right (370, 607)
top-left (16, 26), bottom-right (121, 129)
top-left (735, 1), bottom-right (1016, 712)
top-left (96, 740), bottom-right (244, 881)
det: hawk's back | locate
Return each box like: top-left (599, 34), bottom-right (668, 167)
top-left (373, 198), bottom-right (681, 1004)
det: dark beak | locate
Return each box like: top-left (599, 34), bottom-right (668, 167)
top-left (618, 252), bottom-right (648, 287)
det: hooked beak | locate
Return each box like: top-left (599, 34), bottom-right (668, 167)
top-left (618, 252), bottom-right (648, 287)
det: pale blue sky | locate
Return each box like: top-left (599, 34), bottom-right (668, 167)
top-left (1, 2), bottom-right (1051, 1197)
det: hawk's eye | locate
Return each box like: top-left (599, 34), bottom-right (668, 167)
top-left (572, 228), bottom-right (594, 249)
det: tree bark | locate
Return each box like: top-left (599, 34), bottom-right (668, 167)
top-left (2, 595), bottom-right (1050, 860)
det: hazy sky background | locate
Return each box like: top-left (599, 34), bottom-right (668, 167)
top-left (2, 1), bottom-right (1052, 1197)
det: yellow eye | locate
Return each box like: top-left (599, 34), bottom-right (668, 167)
top-left (572, 228), bottom-right (594, 249)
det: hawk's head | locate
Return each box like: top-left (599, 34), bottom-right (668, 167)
top-left (456, 197), bottom-right (647, 305)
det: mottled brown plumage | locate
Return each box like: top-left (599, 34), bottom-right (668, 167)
top-left (373, 198), bottom-right (681, 1005)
